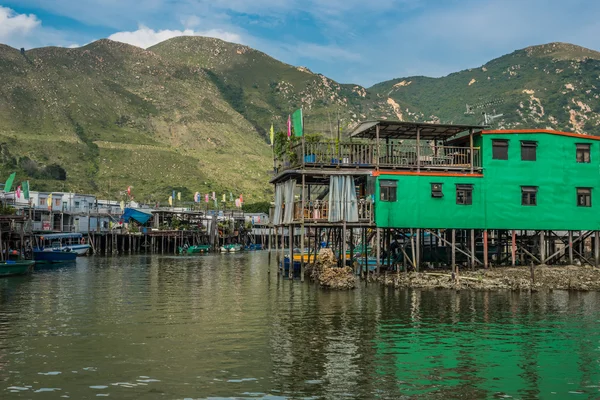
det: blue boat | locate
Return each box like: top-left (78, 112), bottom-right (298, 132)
top-left (33, 249), bottom-right (77, 264)
top-left (35, 233), bottom-right (91, 256)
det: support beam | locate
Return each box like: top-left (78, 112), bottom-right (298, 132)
top-left (595, 231), bottom-right (600, 267)
top-left (540, 230), bottom-right (546, 264)
top-left (376, 228), bottom-right (381, 274)
top-left (415, 228), bottom-right (421, 272)
top-left (511, 230), bottom-right (516, 267)
top-left (483, 230), bottom-right (489, 268)
top-left (469, 128), bottom-right (474, 174)
top-left (451, 229), bottom-right (456, 274)
top-left (425, 229), bottom-right (482, 265)
top-left (289, 225), bottom-right (294, 279)
top-left (471, 229), bottom-right (476, 271)
top-left (569, 231), bottom-right (574, 265)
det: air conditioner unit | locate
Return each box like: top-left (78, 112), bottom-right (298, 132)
top-left (431, 183), bottom-right (443, 198)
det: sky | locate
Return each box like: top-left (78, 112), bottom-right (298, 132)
top-left (1, 0), bottom-right (599, 87)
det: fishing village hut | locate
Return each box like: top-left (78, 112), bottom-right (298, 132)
top-left (270, 121), bottom-right (600, 278)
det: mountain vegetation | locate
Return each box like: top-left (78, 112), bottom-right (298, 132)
top-left (0, 38), bottom-right (598, 202)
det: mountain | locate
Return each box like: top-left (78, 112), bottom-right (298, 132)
top-left (0, 39), bottom-right (599, 203)
top-left (370, 43), bottom-right (600, 132)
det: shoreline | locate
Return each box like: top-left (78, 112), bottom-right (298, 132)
top-left (376, 265), bottom-right (600, 291)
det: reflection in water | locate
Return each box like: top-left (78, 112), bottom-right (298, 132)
top-left (0, 253), bottom-right (599, 399)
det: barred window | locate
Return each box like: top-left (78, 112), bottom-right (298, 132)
top-left (456, 184), bottom-right (473, 205)
top-left (380, 180), bottom-right (397, 202)
top-left (521, 186), bottom-right (537, 206)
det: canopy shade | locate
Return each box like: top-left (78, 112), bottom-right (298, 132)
top-left (121, 208), bottom-right (153, 225)
top-left (350, 120), bottom-right (486, 140)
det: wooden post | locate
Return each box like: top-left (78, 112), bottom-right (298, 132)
top-left (376, 228), bottom-right (381, 274)
top-left (451, 229), bottom-right (456, 274)
top-left (300, 175), bottom-right (306, 282)
top-left (568, 230), bottom-right (574, 265)
top-left (471, 229), bottom-right (476, 271)
top-left (415, 228), bottom-right (420, 272)
top-left (409, 229), bottom-right (416, 272)
top-left (342, 222), bottom-right (347, 271)
top-left (289, 225), bottom-right (294, 279)
top-left (416, 126), bottom-right (421, 172)
top-left (511, 230), bottom-right (516, 267)
top-left (483, 229), bottom-right (489, 268)
top-left (540, 230), bottom-right (546, 265)
top-left (595, 231), bottom-right (600, 267)
top-left (375, 124), bottom-right (380, 171)
top-left (469, 128), bottom-right (474, 174)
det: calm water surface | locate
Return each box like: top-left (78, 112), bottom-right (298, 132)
top-left (0, 253), bottom-right (599, 399)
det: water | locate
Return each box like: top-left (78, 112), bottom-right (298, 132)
top-left (0, 253), bottom-right (599, 399)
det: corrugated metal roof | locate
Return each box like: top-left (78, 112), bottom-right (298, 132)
top-left (350, 120), bottom-right (486, 140)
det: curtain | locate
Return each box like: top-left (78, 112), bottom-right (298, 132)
top-left (272, 183), bottom-right (284, 225)
top-left (328, 176), bottom-right (358, 222)
top-left (283, 179), bottom-right (296, 224)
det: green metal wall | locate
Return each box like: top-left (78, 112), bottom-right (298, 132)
top-left (375, 132), bottom-right (600, 230)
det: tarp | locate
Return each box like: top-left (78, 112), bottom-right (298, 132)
top-left (328, 176), bottom-right (359, 222)
top-left (121, 208), bottom-right (153, 225)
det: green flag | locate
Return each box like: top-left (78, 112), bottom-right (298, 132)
top-left (292, 109), bottom-right (303, 137)
top-left (22, 181), bottom-right (30, 200)
top-left (4, 172), bottom-right (15, 193)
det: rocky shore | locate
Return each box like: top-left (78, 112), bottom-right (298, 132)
top-left (378, 265), bottom-right (600, 291)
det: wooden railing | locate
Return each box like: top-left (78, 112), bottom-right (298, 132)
top-left (276, 141), bottom-right (481, 172)
top-left (292, 199), bottom-right (373, 223)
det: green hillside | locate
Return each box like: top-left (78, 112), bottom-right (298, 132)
top-left (0, 38), bottom-right (598, 203)
top-left (370, 42), bottom-right (600, 134)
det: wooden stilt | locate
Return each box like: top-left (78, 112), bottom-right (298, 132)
top-left (540, 230), bottom-right (546, 265)
top-left (471, 229), bottom-right (476, 271)
top-left (511, 230), bottom-right (517, 267)
top-left (376, 228), bottom-right (381, 274)
top-left (483, 230), bottom-right (489, 268)
top-left (595, 231), bottom-right (600, 267)
top-left (289, 225), bottom-right (294, 279)
top-left (451, 229), bottom-right (456, 274)
top-left (415, 228), bottom-right (420, 272)
top-left (569, 231), bottom-right (574, 265)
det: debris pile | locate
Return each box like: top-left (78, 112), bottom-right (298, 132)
top-left (380, 265), bottom-right (600, 291)
top-left (308, 248), bottom-right (356, 290)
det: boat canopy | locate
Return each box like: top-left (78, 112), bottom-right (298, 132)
top-left (121, 208), bottom-right (153, 225)
top-left (36, 233), bottom-right (83, 239)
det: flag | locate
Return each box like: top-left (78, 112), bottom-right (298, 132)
top-left (292, 108), bottom-right (303, 137)
top-left (222, 194), bottom-right (226, 202)
top-left (229, 192), bottom-right (233, 202)
top-left (212, 191), bottom-right (216, 200)
top-left (205, 193), bottom-right (209, 203)
top-left (4, 172), bottom-right (15, 193)
top-left (168, 196), bottom-right (173, 206)
top-left (127, 186), bottom-right (132, 196)
top-left (269, 123), bottom-right (274, 146)
top-left (287, 115), bottom-right (291, 138)
top-left (16, 185), bottom-right (21, 199)
top-left (120, 200), bottom-right (125, 211)
top-left (239, 194), bottom-right (243, 203)
top-left (177, 192), bottom-right (181, 201)
top-left (172, 190), bottom-right (176, 201)
top-left (47, 193), bottom-right (52, 209)
top-left (22, 181), bottom-right (30, 200)
top-left (194, 192), bottom-right (200, 202)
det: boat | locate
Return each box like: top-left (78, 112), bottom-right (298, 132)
top-left (178, 244), bottom-right (211, 255)
top-left (35, 233), bottom-right (91, 256)
top-left (0, 260), bottom-right (35, 277)
top-left (33, 249), bottom-right (77, 264)
top-left (220, 244), bottom-right (243, 252)
top-left (245, 243), bottom-right (264, 251)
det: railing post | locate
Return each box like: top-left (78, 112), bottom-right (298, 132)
top-left (416, 127), bottom-right (421, 172)
top-left (469, 128), bottom-right (474, 174)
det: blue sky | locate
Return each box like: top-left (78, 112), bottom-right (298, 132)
top-left (1, 0), bottom-right (599, 86)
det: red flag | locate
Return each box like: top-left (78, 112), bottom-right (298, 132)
top-left (287, 115), bottom-right (291, 138)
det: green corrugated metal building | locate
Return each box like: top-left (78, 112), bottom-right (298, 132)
top-left (375, 129), bottom-right (600, 230)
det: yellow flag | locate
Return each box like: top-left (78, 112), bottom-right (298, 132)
top-left (222, 193), bottom-right (226, 202)
top-left (120, 200), bottom-right (125, 211)
top-left (269, 123), bottom-right (274, 146)
top-left (168, 196), bottom-right (173, 206)
top-left (177, 192), bottom-right (181, 201)
top-left (46, 194), bottom-right (52, 208)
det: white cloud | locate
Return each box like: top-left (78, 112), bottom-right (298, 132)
top-left (107, 25), bottom-right (242, 48)
top-left (0, 6), bottom-right (41, 45)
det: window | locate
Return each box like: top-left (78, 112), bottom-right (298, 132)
top-left (492, 139), bottom-right (508, 160)
top-left (380, 180), bottom-right (397, 202)
top-left (75, 201), bottom-right (80, 209)
top-left (521, 186), bottom-right (537, 206)
top-left (431, 183), bottom-right (443, 198)
top-left (456, 184), bottom-right (473, 205)
top-left (576, 143), bottom-right (591, 163)
top-left (521, 141), bottom-right (537, 161)
top-left (39, 198), bottom-right (46, 206)
top-left (577, 188), bottom-right (591, 207)
top-left (55, 198), bottom-right (61, 206)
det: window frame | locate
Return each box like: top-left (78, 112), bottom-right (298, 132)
top-left (577, 187), bottom-right (592, 207)
top-left (576, 143), bottom-right (591, 163)
top-left (455, 184), bottom-right (473, 205)
top-left (492, 139), bottom-right (509, 160)
top-left (379, 180), bottom-right (397, 202)
top-left (521, 186), bottom-right (538, 206)
top-left (431, 182), bottom-right (443, 198)
top-left (520, 140), bottom-right (537, 161)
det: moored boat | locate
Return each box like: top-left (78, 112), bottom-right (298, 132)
top-left (178, 244), bottom-right (211, 254)
top-left (220, 244), bottom-right (243, 252)
top-left (33, 249), bottom-right (77, 264)
top-left (35, 233), bottom-right (90, 256)
top-left (0, 260), bottom-right (35, 277)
